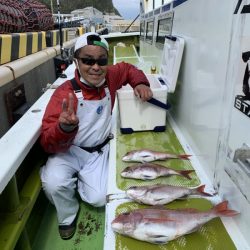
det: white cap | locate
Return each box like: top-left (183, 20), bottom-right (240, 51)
top-left (74, 32), bottom-right (109, 52)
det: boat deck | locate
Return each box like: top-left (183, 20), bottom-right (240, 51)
top-left (30, 107), bottom-right (240, 249)
top-left (32, 200), bottom-right (105, 250)
top-left (104, 108), bottom-right (241, 250)
top-left (30, 110), bottom-right (200, 249)
top-left (28, 47), bottom-right (247, 249)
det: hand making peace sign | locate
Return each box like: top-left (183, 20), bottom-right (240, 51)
top-left (59, 93), bottom-right (79, 127)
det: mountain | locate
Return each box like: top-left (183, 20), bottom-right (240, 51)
top-left (38, 0), bottom-right (120, 16)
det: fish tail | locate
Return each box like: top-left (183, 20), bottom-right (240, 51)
top-left (213, 201), bottom-right (239, 217)
top-left (196, 185), bottom-right (214, 196)
top-left (179, 170), bottom-right (195, 179)
top-left (179, 154), bottom-right (192, 160)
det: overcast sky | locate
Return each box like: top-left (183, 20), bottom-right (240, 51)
top-left (112, 0), bottom-right (140, 20)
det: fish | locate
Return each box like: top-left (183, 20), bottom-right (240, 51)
top-left (120, 163), bottom-right (195, 180)
top-left (111, 201), bottom-right (239, 244)
top-left (122, 149), bottom-right (191, 163)
top-left (126, 184), bottom-right (214, 205)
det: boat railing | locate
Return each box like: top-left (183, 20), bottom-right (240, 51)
top-left (0, 40), bottom-right (76, 250)
top-left (0, 39), bottom-right (76, 88)
top-left (0, 78), bottom-right (56, 249)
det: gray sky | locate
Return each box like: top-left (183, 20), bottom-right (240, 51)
top-left (112, 0), bottom-right (140, 20)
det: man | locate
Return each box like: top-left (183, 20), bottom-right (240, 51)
top-left (40, 32), bottom-right (153, 240)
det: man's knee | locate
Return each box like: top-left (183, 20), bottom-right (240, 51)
top-left (88, 191), bottom-right (106, 207)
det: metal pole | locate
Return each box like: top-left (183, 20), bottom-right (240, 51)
top-left (56, 0), bottom-right (63, 55)
top-left (123, 14), bottom-right (140, 33)
top-left (50, 0), bottom-right (54, 14)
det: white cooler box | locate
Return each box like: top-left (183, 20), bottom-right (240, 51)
top-left (117, 36), bottom-right (185, 133)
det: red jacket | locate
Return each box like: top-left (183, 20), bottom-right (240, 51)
top-left (40, 62), bottom-right (150, 153)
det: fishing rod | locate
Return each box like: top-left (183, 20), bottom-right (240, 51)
top-left (56, 0), bottom-right (64, 57)
top-left (123, 14), bottom-right (140, 33)
top-left (54, 0), bottom-right (70, 79)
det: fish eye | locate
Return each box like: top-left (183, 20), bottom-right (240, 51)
top-left (122, 212), bottom-right (130, 216)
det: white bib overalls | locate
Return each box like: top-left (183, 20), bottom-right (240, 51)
top-left (40, 86), bottom-right (112, 226)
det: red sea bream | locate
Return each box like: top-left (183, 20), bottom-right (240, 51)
top-left (111, 201), bottom-right (239, 244)
top-left (122, 149), bottom-right (191, 163)
top-left (121, 163), bottom-right (194, 180)
top-left (126, 184), bottom-right (213, 205)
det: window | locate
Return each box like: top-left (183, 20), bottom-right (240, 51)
top-left (156, 17), bottom-right (172, 44)
top-left (146, 20), bottom-right (154, 42)
top-left (155, 0), bottom-right (163, 9)
top-left (140, 21), bottom-right (145, 38)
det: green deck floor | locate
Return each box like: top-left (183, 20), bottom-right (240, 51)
top-left (114, 45), bottom-right (140, 65)
top-left (115, 46), bottom-right (137, 57)
top-left (116, 118), bottom-right (201, 190)
top-left (30, 117), bottom-right (234, 249)
top-left (32, 202), bottom-right (105, 250)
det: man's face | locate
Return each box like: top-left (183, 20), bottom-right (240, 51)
top-left (76, 45), bottom-right (108, 86)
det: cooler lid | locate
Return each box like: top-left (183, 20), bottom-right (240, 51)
top-left (159, 35), bottom-right (185, 93)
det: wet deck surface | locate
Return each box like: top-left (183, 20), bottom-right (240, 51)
top-left (115, 118), bottom-right (200, 191)
top-left (105, 115), bottom-right (237, 250)
top-left (32, 201), bottom-right (105, 250)
top-left (31, 116), bottom-right (236, 250)
top-left (31, 116), bottom-right (196, 250)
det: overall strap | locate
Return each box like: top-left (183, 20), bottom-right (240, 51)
top-left (70, 78), bottom-right (81, 92)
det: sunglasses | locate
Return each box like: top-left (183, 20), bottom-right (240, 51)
top-left (78, 57), bottom-right (108, 66)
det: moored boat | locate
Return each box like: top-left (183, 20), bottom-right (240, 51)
top-left (0, 0), bottom-right (250, 249)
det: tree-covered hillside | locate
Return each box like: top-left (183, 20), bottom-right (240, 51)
top-left (38, 0), bottom-right (120, 15)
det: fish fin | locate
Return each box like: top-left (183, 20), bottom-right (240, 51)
top-left (179, 170), bottom-right (195, 179)
top-left (133, 199), bottom-right (144, 204)
top-left (174, 208), bottom-right (199, 213)
top-left (142, 175), bottom-right (154, 180)
top-left (179, 154), bottom-right (192, 160)
top-left (213, 201), bottom-right (240, 217)
top-left (146, 234), bottom-right (169, 244)
top-left (196, 185), bottom-right (214, 196)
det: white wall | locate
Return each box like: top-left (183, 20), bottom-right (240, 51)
top-left (170, 0), bottom-right (234, 181)
top-left (139, 0), bottom-right (250, 244)
top-left (169, 0), bottom-right (250, 244)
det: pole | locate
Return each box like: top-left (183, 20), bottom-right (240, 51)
top-left (123, 14), bottom-right (140, 33)
top-left (50, 0), bottom-right (54, 14)
top-left (56, 0), bottom-right (63, 56)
